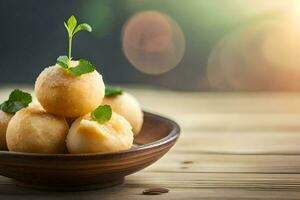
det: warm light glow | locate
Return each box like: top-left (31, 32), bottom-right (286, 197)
top-left (207, 3), bottom-right (300, 91)
top-left (290, 0), bottom-right (300, 21)
top-left (122, 11), bottom-right (186, 75)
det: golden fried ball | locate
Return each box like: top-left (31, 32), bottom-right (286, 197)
top-left (66, 112), bottom-right (134, 153)
top-left (6, 107), bottom-right (69, 154)
top-left (0, 111), bottom-right (13, 150)
top-left (29, 100), bottom-right (44, 110)
top-left (35, 61), bottom-right (105, 117)
top-left (102, 92), bottom-right (143, 136)
top-left (66, 117), bottom-right (77, 127)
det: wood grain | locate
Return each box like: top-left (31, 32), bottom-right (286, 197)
top-left (1, 86), bottom-right (300, 199)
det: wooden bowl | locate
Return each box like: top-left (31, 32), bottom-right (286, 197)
top-left (0, 112), bottom-right (180, 191)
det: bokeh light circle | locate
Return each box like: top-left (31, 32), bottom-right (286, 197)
top-left (207, 11), bottom-right (300, 91)
top-left (122, 11), bottom-right (186, 74)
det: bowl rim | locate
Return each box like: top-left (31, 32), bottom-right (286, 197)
top-left (0, 111), bottom-right (180, 160)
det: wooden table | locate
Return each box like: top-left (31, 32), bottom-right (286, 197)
top-left (1, 86), bottom-right (300, 199)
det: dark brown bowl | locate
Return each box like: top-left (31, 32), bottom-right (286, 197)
top-left (0, 112), bottom-right (180, 191)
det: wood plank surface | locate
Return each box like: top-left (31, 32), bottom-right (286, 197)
top-left (1, 85), bottom-right (300, 199)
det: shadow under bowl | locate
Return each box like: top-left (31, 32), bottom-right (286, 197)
top-left (0, 112), bottom-right (180, 191)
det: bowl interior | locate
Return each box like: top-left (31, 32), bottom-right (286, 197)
top-left (135, 112), bottom-right (178, 145)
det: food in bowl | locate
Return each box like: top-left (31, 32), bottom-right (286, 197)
top-left (0, 111), bottom-right (13, 150)
top-left (6, 106), bottom-right (69, 153)
top-left (67, 106), bottom-right (133, 153)
top-left (0, 89), bottom-right (32, 150)
top-left (0, 15), bottom-right (143, 154)
top-left (103, 87), bottom-right (143, 136)
top-left (35, 61), bottom-right (105, 118)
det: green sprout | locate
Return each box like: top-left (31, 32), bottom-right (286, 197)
top-left (56, 15), bottom-right (95, 76)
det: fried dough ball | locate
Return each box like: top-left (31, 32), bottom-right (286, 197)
top-left (0, 111), bottom-right (13, 150)
top-left (29, 100), bottom-right (44, 110)
top-left (35, 61), bottom-right (105, 117)
top-left (6, 107), bottom-right (69, 154)
top-left (66, 117), bottom-right (77, 127)
top-left (0, 101), bottom-right (42, 150)
top-left (102, 92), bottom-right (143, 136)
top-left (66, 112), bottom-right (134, 153)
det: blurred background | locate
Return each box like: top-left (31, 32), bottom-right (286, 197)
top-left (1, 0), bottom-right (300, 91)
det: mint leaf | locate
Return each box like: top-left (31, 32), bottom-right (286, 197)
top-left (67, 15), bottom-right (77, 34)
top-left (68, 59), bottom-right (95, 76)
top-left (0, 101), bottom-right (24, 113)
top-left (74, 23), bottom-right (92, 34)
top-left (0, 89), bottom-right (32, 113)
top-left (91, 105), bottom-right (112, 124)
top-left (9, 89), bottom-right (32, 105)
top-left (56, 55), bottom-right (69, 69)
top-left (56, 56), bottom-right (95, 76)
top-left (105, 86), bottom-right (123, 97)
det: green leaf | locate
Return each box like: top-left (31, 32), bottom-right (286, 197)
top-left (0, 89), bottom-right (32, 113)
top-left (67, 15), bottom-right (77, 35)
top-left (9, 89), bottom-right (32, 105)
top-left (91, 105), bottom-right (112, 124)
top-left (74, 23), bottom-right (92, 35)
top-left (0, 101), bottom-right (24, 113)
top-left (105, 86), bottom-right (123, 97)
top-left (64, 22), bottom-right (69, 32)
top-left (68, 59), bottom-right (95, 76)
top-left (56, 55), bottom-right (69, 69)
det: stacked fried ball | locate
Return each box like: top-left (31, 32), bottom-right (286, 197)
top-left (0, 16), bottom-right (143, 154)
top-left (0, 65), bottom-right (143, 154)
